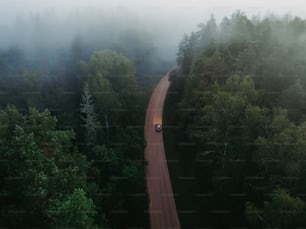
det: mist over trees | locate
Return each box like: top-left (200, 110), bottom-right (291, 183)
top-left (0, 8), bottom-right (161, 228)
top-left (168, 11), bottom-right (306, 228)
top-left (0, 9), bottom-right (175, 75)
top-left (2, 5), bottom-right (306, 228)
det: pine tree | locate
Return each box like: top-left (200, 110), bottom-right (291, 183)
top-left (80, 83), bottom-right (99, 144)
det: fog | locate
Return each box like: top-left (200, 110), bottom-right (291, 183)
top-left (1, 0), bottom-right (306, 63)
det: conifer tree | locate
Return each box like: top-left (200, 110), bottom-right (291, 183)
top-left (80, 82), bottom-right (99, 144)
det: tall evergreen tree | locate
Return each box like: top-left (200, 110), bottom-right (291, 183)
top-left (80, 82), bottom-right (99, 144)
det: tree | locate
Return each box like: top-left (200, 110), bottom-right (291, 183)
top-left (177, 34), bottom-right (197, 75)
top-left (0, 106), bottom-right (93, 227)
top-left (246, 188), bottom-right (306, 228)
top-left (48, 188), bottom-right (98, 228)
top-left (171, 12), bottom-right (306, 228)
top-left (279, 79), bottom-right (306, 122)
top-left (191, 76), bottom-right (261, 163)
top-left (253, 112), bottom-right (306, 192)
top-left (80, 50), bottom-right (139, 143)
top-left (80, 82), bottom-right (100, 144)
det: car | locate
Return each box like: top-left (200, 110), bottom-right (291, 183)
top-left (155, 123), bottom-right (162, 132)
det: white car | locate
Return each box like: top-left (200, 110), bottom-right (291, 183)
top-left (155, 123), bottom-right (162, 132)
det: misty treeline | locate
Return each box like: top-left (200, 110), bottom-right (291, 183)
top-left (0, 9), bottom-right (176, 228)
top-left (168, 11), bottom-right (306, 228)
top-left (0, 8), bottom-right (173, 82)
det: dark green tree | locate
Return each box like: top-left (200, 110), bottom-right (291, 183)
top-left (48, 188), bottom-right (99, 229)
top-left (246, 188), bottom-right (306, 228)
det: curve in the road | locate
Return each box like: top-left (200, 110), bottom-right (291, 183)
top-left (144, 73), bottom-right (181, 229)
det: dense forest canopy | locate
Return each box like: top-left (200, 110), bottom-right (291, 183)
top-left (168, 11), bottom-right (306, 228)
top-left (0, 47), bottom-right (150, 228)
top-left (2, 4), bottom-right (306, 228)
top-left (0, 8), bottom-right (167, 228)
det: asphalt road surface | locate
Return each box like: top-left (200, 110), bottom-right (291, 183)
top-left (144, 73), bottom-right (181, 229)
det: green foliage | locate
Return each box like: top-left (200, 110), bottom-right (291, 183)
top-left (0, 49), bottom-right (43, 109)
top-left (171, 11), bottom-right (306, 227)
top-left (48, 188), bottom-right (98, 228)
top-left (0, 20), bottom-right (155, 228)
top-left (254, 114), bottom-right (306, 190)
top-left (0, 106), bottom-right (90, 227)
top-left (78, 49), bottom-right (148, 228)
top-left (246, 188), bottom-right (306, 228)
top-left (190, 76), bottom-right (262, 151)
top-left (80, 50), bottom-right (142, 143)
top-left (80, 49), bottom-right (137, 97)
top-left (280, 79), bottom-right (306, 122)
top-left (100, 161), bottom-right (147, 228)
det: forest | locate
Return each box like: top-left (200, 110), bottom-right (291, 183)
top-left (2, 6), bottom-right (306, 229)
top-left (0, 10), bottom-right (173, 228)
top-left (166, 11), bottom-right (306, 228)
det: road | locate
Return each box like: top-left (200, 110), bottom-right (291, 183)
top-left (144, 73), bottom-right (181, 229)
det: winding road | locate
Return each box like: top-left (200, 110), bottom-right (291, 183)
top-left (144, 73), bottom-right (181, 229)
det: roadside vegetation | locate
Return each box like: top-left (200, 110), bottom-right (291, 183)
top-left (167, 11), bottom-right (306, 228)
top-left (0, 15), bottom-right (171, 227)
